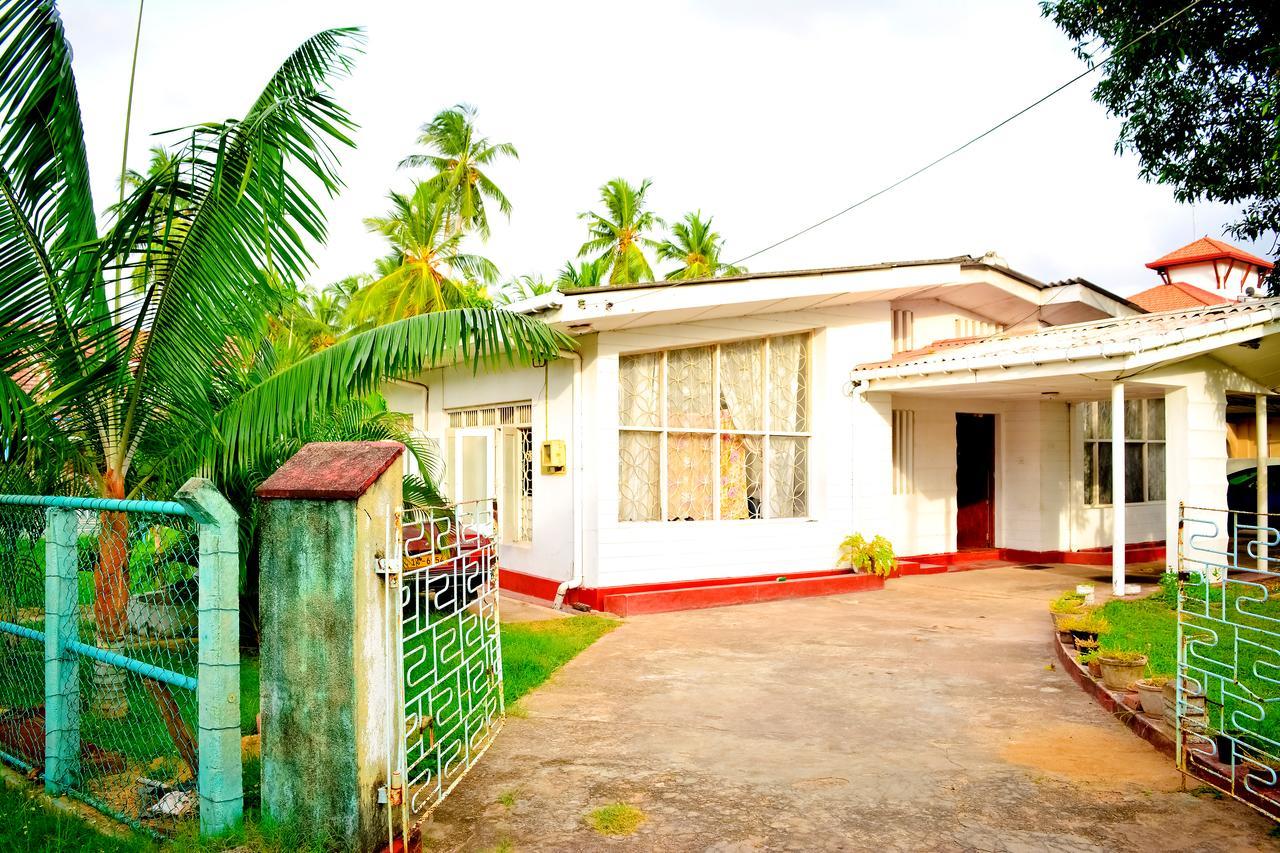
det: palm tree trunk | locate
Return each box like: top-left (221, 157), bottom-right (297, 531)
top-left (93, 468), bottom-right (131, 718)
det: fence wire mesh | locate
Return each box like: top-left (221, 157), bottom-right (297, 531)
top-left (0, 501), bottom-right (204, 833)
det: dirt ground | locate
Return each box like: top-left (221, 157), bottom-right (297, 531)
top-left (425, 565), bottom-right (1279, 852)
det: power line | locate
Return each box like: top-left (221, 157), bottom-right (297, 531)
top-left (731, 0), bottom-right (1205, 267)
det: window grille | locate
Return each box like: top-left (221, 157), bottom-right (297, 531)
top-left (954, 317), bottom-right (1003, 338)
top-left (1081, 398), bottom-right (1166, 506)
top-left (448, 403), bottom-right (532, 429)
top-left (516, 426), bottom-right (533, 542)
top-left (892, 410), bottom-right (915, 495)
top-left (617, 333), bottom-right (810, 522)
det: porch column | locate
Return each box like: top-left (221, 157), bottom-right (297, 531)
top-left (1259, 394), bottom-right (1270, 564)
top-left (1112, 381), bottom-right (1126, 596)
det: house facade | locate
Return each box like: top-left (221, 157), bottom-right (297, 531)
top-left (389, 240), bottom-right (1280, 612)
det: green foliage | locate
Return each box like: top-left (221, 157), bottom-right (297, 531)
top-left (1157, 570), bottom-right (1179, 608)
top-left (398, 103), bottom-right (517, 239)
top-left (585, 802), bottom-right (647, 836)
top-left (0, 781), bottom-right (146, 853)
top-left (1049, 591), bottom-right (1086, 614)
top-left (838, 533), bottom-right (897, 578)
top-left (1041, 0), bottom-right (1280, 283)
top-left (655, 211), bottom-right (745, 281)
top-left (578, 178), bottom-right (664, 285)
top-left (1098, 649), bottom-right (1148, 665)
top-left (1061, 611), bottom-right (1110, 635)
top-left (1078, 649), bottom-right (1100, 664)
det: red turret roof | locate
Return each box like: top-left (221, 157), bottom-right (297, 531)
top-left (1146, 236), bottom-right (1273, 271)
top-left (1129, 281), bottom-right (1232, 313)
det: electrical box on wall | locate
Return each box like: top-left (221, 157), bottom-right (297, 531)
top-left (540, 440), bottom-right (567, 475)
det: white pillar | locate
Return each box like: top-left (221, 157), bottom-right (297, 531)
top-left (1112, 382), bottom-right (1126, 596)
top-left (1259, 394), bottom-right (1270, 564)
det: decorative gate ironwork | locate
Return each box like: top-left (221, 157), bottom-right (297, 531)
top-left (384, 499), bottom-right (504, 842)
top-left (1176, 504), bottom-right (1280, 820)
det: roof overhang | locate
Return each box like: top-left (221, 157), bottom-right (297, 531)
top-left (852, 300), bottom-right (1280, 394)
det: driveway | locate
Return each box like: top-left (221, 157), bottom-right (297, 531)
top-left (426, 565), bottom-right (1278, 851)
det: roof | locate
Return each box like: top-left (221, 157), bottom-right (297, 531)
top-left (1146, 236), bottom-right (1273, 271)
top-left (1129, 281), bottom-right (1233, 313)
top-left (851, 298), bottom-right (1280, 382)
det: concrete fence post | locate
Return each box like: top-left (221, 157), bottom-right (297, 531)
top-left (255, 441), bottom-right (404, 851)
top-left (175, 478), bottom-right (243, 836)
top-left (43, 506), bottom-right (79, 793)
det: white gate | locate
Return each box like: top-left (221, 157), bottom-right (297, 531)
top-left (384, 500), bottom-right (504, 842)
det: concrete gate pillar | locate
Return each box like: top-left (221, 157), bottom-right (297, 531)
top-left (255, 441), bottom-right (404, 851)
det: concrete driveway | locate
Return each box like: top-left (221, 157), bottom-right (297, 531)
top-left (426, 566), bottom-right (1278, 851)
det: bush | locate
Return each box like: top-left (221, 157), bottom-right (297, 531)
top-left (1049, 591), bottom-right (1086, 614)
top-left (839, 533), bottom-right (896, 578)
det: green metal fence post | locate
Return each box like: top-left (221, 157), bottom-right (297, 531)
top-left (176, 478), bottom-right (243, 836)
top-left (43, 506), bottom-right (79, 794)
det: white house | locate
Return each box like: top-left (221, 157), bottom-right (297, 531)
top-left (388, 239), bottom-right (1280, 615)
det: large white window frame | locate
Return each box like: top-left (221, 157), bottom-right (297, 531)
top-left (617, 333), bottom-right (811, 523)
top-left (1081, 398), bottom-right (1166, 507)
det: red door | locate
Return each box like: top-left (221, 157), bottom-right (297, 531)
top-left (956, 413), bottom-right (995, 550)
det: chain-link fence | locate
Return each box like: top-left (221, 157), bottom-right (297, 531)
top-left (0, 484), bottom-right (241, 837)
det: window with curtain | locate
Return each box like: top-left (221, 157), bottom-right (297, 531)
top-left (617, 334), bottom-right (810, 522)
top-left (1081, 398), bottom-right (1165, 506)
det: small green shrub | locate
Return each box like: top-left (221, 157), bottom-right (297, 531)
top-left (1099, 649), bottom-right (1148, 664)
top-left (1157, 570), bottom-right (1179, 607)
top-left (586, 803), bottom-right (646, 836)
top-left (839, 533), bottom-right (896, 578)
top-left (1062, 612), bottom-right (1110, 635)
top-left (1078, 650), bottom-right (1099, 664)
top-left (1049, 591), bottom-right (1086, 614)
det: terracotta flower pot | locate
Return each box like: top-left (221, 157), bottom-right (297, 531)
top-left (1099, 654), bottom-right (1148, 691)
top-left (1087, 659), bottom-right (1102, 678)
top-left (1134, 678), bottom-right (1166, 715)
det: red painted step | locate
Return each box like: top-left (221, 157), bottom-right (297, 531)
top-left (600, 572), bottom-right (884, 617)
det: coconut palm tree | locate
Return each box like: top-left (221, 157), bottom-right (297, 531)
top-left (578, 178), bottom-right (663, 285)
top-left (655, 211), bottom-right (746, 281)
top-left (0, 7), bottom-right (568, 721)
top-left (399, 103), bottom-right (517, 238)
top-left (347, 185), bottom-right (498, 326)
top-left (554, 257), bottom-right (610, 289)
top-left (495, 274), bottom-right (554, 306)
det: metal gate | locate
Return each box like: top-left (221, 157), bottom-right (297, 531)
top-left (384, 499), bottom-right (504, 843)
top-left (1176, 504), bottom-right (1280, 819)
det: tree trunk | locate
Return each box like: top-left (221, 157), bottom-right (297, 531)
top-left (93, 469), bottom-right (131, 719)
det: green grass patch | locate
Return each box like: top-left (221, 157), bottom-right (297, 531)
top-left (585, 802), bottom-right (646, 836)
top-left (501, 615), bottom-right (618, 704)
top-left (0, 779), bottom-right (147, 852)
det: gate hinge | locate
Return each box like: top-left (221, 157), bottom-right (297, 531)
top-left (378, 771), bottom-right (404, 807)
top-left (375, 549), bottom-right (401, 584)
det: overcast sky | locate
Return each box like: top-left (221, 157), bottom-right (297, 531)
top-left (61, 0), bottom-right (1271, 297)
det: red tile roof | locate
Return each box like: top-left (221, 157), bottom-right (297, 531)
top-left (1129, 281), bottom-right (1233, 313)
top-left (1146, 236), bottom-right (1273, 271)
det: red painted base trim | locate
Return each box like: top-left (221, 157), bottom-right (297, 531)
top-left (498, 567), bottom-right (884, 616)
top-left (903, 542), bottom-right (1166, 569)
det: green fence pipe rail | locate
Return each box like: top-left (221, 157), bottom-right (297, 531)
top-left (0, 620), bottom-right (45, 643)
top-left (0, 493), bottom-right (189, 516)
top-left (63, 639), bottom-right (197, 692)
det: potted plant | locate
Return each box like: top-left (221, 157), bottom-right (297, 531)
top-left (1049, 592), bottom-right (1086, 632)
top-left (1075, 636), bottom-right (1099, 656)
top-left (1162, 677), bottom-right (1207, 728)
top-left (1079, 649), bottom-right (1102, 678)
top-left (1063, 612), bottom-right (1109, 646)
top-left (838, 533), bottom-right (896, 578)
top-left (1134, 676), bottom-right (1169, 715)
top-left (1098, 649), bottom-right (1148, 691)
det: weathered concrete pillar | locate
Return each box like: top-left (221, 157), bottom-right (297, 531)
top-left (256, 442), bottom-right (403, 851)
top-left (175, 477), bottom-right (243, 836)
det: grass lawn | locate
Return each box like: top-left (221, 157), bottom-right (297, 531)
top-left (5, 611), bottom-right (616, 852)
top-left (1095, 579), bottom-right (1280, 747)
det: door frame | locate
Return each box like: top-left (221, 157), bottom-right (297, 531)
top-left (955, 412), bottom-right (997, 550)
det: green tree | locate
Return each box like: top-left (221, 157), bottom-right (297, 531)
top-left (578, 178), bottom-right (664, 285)
top-left (399, 103), bottom-right (518, 238)
top-left (1041, 0), bottom-right (1280, 274)
top-left (347, 185), bottom-right (499, 325)
top-left (0, 7), bottom-right (568, 717)
top-left (555, 257), bottom-right (610, 289)
top-left (495, 274), bottom-right (554, 306)
top-left (655, 211), bottom-right (745, 280)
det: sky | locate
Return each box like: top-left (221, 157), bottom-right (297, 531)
top-left (61, 0), bottom-right (1272, 298)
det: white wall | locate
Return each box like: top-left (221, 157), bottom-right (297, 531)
top-left (589, 304), bottom-right (890, 588)
top-left (1163, 260), bottom-right (1265, 300)
top-left (389, 355), bottom-right (582, 584)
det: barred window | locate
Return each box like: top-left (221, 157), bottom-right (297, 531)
top-left (618, 334), bottom-right (810, 522)
top-left (1081, 398), bottom-right (1165, 506)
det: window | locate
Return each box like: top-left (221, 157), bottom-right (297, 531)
top-left (618, 334), bottom-right (810, 522)
top-left (892, 310), bottom-right (914, 353)
top-left (1081, 398), bottom-right (1165, 506)
top-left (892, 410), bottom-right (915, 495)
